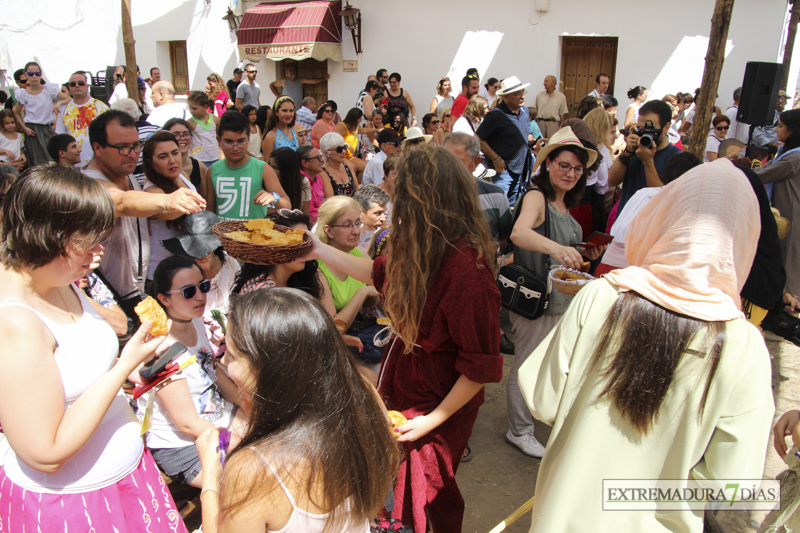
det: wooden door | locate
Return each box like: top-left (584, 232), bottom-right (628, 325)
top-left (277, 59), bottom-right (328, 106)
top-left (560, 37), bottom-right (618, 118)
top-left (169, 41), bottom-right (189, 94)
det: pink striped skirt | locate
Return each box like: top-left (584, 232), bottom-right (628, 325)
top-left (0, 449), bottom-right (188, 533)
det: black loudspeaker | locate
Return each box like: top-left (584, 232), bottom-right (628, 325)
top-left (737, 62), bottom-right (785, 126)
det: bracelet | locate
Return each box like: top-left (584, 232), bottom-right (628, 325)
top-left (492, 155), bottom-right (502, 162)
top-left (623, 149), bottom-right (635, 156)
top-left (162, 195), bottom-right (168, 212)
top-left (201, 488), bottom-right (219, 498)
top-left (617, 153), bottom-right (632, 165)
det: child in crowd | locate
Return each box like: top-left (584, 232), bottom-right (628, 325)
top-left (135, 255), bottom-right (246, 488)
top-left (195, 288), bottom-right (400, 532)
top-left (187, 91), bottom-right (221, 168)
top-left (0, 109), bottom-right (25, 171)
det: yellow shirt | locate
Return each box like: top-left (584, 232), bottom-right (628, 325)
top-left (519, 278), bottom-right (774, 533)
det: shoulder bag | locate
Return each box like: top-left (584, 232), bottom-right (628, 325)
top-left (496, 188), bottom-right (552, 320)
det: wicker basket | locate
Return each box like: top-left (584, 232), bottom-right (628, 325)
top-left (549, 267), bottom-right (595, 296)
top-left (212, 221), bottom-right (312, 265)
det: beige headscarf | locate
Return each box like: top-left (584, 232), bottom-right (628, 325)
top-left (603, 158), bottom-right (760, 322)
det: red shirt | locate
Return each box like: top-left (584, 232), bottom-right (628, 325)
top-left (450, 94), bottom-right (469, 124)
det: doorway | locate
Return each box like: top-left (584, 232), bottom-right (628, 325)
top-left (276, 59), bottom-right (328, 105)
top-left (169, 40), bottom-right (189, 93)
top-left (559, 37), bottom-right (618, 118)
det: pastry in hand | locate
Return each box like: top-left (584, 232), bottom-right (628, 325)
top-left (134, 296), bottom-right (169, 336)
top-left (387, 410), bottom-right (407, 437)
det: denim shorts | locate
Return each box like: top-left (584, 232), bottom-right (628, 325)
top-left (150, 445), bottom-right (202, 485)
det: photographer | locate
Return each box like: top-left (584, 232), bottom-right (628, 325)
top-left (608, 99), bottom-right (681, 214)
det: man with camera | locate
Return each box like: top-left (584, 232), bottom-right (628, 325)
top-left (608, 99), bottom-right (681, 214)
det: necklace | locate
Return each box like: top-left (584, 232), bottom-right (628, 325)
top-left (31, 286), bottom-right (78, 322)
top-left (166, 311), bottom-right (193, 324)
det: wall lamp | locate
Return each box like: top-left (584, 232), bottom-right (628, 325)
top-left (340, 2), bottom-right (362, 54)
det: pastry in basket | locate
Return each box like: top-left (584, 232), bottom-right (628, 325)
top-left (226, 230), bottom-right (252, 243)
top-left (134, 296), bottom-right (169, 335)
top-left (553, 269), bottom-right (585, 282)
top-left (225, 219), bottom-right (305, 246)
top-left (580, 261), bottom-right (591, 273)
top-left (387, 410), bottom-right (408, 436)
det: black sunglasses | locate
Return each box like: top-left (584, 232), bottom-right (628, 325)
top-left (68, 81), bottom-right (87, 87)
top-left (330, 145), bottom-right (348, 153)
top-left (166, 279), bottom-right (212, 299)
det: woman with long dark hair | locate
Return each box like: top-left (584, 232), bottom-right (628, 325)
top-left (754, 108), bottom-right (800, 297)
top-left (518, 159), bottom-right (773, 532)
top-left (267, 147), bottom-right (310, 214)
top-left (142, 131), bottom-right (202, 277)
top-left (505, 128), bottom-right (604, 458)
top-left (262, 96), bottom-right (298, 162)
top-left (240, 104), bottom-right (261, 159)
top-left (301, 145), bottom-right (504, 533)
top-left (194, 288), bottom-right (400, 532)
top-left (164, 117), bottom-right (210, 200)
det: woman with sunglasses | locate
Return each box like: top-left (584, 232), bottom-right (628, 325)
top-left (422, 112), bottom-right (445, 147)
top-left (142, 131), bottom-right (210, 278)
top-left (333, 107), bottom-right (379, 180)
top-left (0, 165), bottom-right (186, 532)
top-left (311, 103), bottom-right (336, 150)
top-left (12, 61), bottom-right (71, 165)
top-left (320, 131), bottom-right (358, 197)
top-left (137, 254), bottom-right (245, 489)
top-left (164, 117), bottom-right (210, 196)
top-left (705, 115), bottom-right (730, 162)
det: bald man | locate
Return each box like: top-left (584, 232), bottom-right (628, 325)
top-left (147, 81), bottom-right (189, 127)
top-left (533, 75), bottom-right (568, 138)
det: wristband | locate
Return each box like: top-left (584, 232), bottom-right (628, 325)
top-left (617, 153), bottom-right (632, 165)
top-left (492, 155), bottom-right (502, 162)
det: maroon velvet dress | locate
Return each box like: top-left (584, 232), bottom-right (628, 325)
top-left (373, 242), bottom-right (503, 533)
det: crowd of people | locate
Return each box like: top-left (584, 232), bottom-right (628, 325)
top-left (0, 57), bottom-right (799, 533)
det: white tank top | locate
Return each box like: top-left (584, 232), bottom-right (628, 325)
top-left (250, 447), bottom-right (369, 533)
top-left (1, 286), bottom-right (144, 493)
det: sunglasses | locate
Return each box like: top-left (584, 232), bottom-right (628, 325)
top-left (27, 71), bottom-right (42, 77)
top-left (166, 279), bottom-right (212, 299)
top-left (430, 120), bottom-right (440, 125)
top-left (406, 138), bottom-right (425, 146)
top-left (68, 80), bottom-right (87, 87)
top-left (716, 126), bottom-right (729, 131)
top-left (322, 108), bottom-right (333, 113)
top-left (278, 208), bottom-right (304, 217)
top-left (330, 145), bottom-right (349, 153)
top-left (246, 70), bottom-right (257, 74)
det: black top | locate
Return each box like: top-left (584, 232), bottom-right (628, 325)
top-left (226, 79), bottom-right (241, 100)
top-left (476, 100), bottom-right (530, 175)
top-left (189, 157), bottom-right (202, 191)
top-left (739, 165), bottom-right (786, 310)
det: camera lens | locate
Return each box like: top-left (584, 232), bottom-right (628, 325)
top-left (639, 134), bottom-right (654, 148)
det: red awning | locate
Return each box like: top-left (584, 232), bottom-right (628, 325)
top-left (237, 1), bottom-right (343, 62)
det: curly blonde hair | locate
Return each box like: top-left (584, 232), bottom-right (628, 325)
top-left (385, 145), bottom-right (495, 353)
top-left (206, 72), bottom-right (225, 100)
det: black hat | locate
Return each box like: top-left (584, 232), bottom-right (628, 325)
top-left (233, 67), bottom-right (243, 74)
top-left (377, 128), bottom-right (404, 145)
top-left (161, 212), bottom-right (222, 259)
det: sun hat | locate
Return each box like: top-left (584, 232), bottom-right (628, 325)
top-left (532, 126), bottom-right (598, 173)
top-left (161, 211), bottom-right (222, 259)
top-left (402, 127), bottom-right (432, 148)
top-left (496, 76), bottom-right (531, 96)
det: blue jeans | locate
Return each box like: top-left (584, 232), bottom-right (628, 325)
top-left (493, 171), bottom-right (522, 207)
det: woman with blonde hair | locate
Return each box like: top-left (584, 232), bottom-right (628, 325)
top-left (205, 72), bottom-right (229, 118)
top-left (302, 145), bottom-right (503, 533)
top-left (430, 77), bottom-right (454, 116)
top-left (451, 95), bottom-right (488, 135)
top-left (439, 107), bottom-right (452, 136)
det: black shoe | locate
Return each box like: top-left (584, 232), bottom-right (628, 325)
top-left (460, 443), bottom-right (473, 463)
top-left (500, 333), bottom-right (515, 354)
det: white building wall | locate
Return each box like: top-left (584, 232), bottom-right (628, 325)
top-left (0, 0), bottom-right (789, 116)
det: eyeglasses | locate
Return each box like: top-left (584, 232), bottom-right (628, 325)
top-left (221, 138), bottom-right (249, 148)
top-left (715, 126), bottom-right (729, 131)
top-left (68, 81), bottom-right (87, 87)
top-left (303, 154), bottom-right (325, 162)
top-left (68, 235), bottom-right (105, 252)
top-left (166, 279), bottom-right (212, 299)
top-left (172, 131), bottom-right (192, 139)
top-left (27, 71), bottom-right (42, 77)
top-left (104, 140), bottom-right (145, 156)
top-left (330, 221), bottom-right (363, 229)
top-left (278, 208), bottom-right (304, 217)
top-left (329, 145), bottom-right (349, 153)
top-left (553, 161), bottom-right (584, 176)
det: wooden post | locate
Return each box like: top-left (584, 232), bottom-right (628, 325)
top-left (782, 0), bottom-right (800, 101)
top-left (687, 0), bottom-right (736, 160)
top-left (122, 0), bottom-right (139, 105)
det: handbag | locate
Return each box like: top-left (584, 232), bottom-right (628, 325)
top-left (496, 188), bottom-right (552, 320)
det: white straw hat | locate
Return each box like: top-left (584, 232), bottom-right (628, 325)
top-left (496, 76), bottom-right (531, 96)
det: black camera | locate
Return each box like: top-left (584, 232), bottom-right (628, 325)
top-left (762, 308), bottom-right (800, 347)
top-left (633, 120), bottom-right (661, 148)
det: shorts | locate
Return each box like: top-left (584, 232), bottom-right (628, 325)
top-left (150, 444), bottom-right (202, 485)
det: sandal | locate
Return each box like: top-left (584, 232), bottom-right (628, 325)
top-left (460, 443), bottom-right (473, 463)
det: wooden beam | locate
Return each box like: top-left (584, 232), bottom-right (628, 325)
top-left (781, 0), bottom-right (800, 93)
top-left (687, 0), bottom-right (736, 159)
top-left (122, 0), bottom-right (139, 105)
